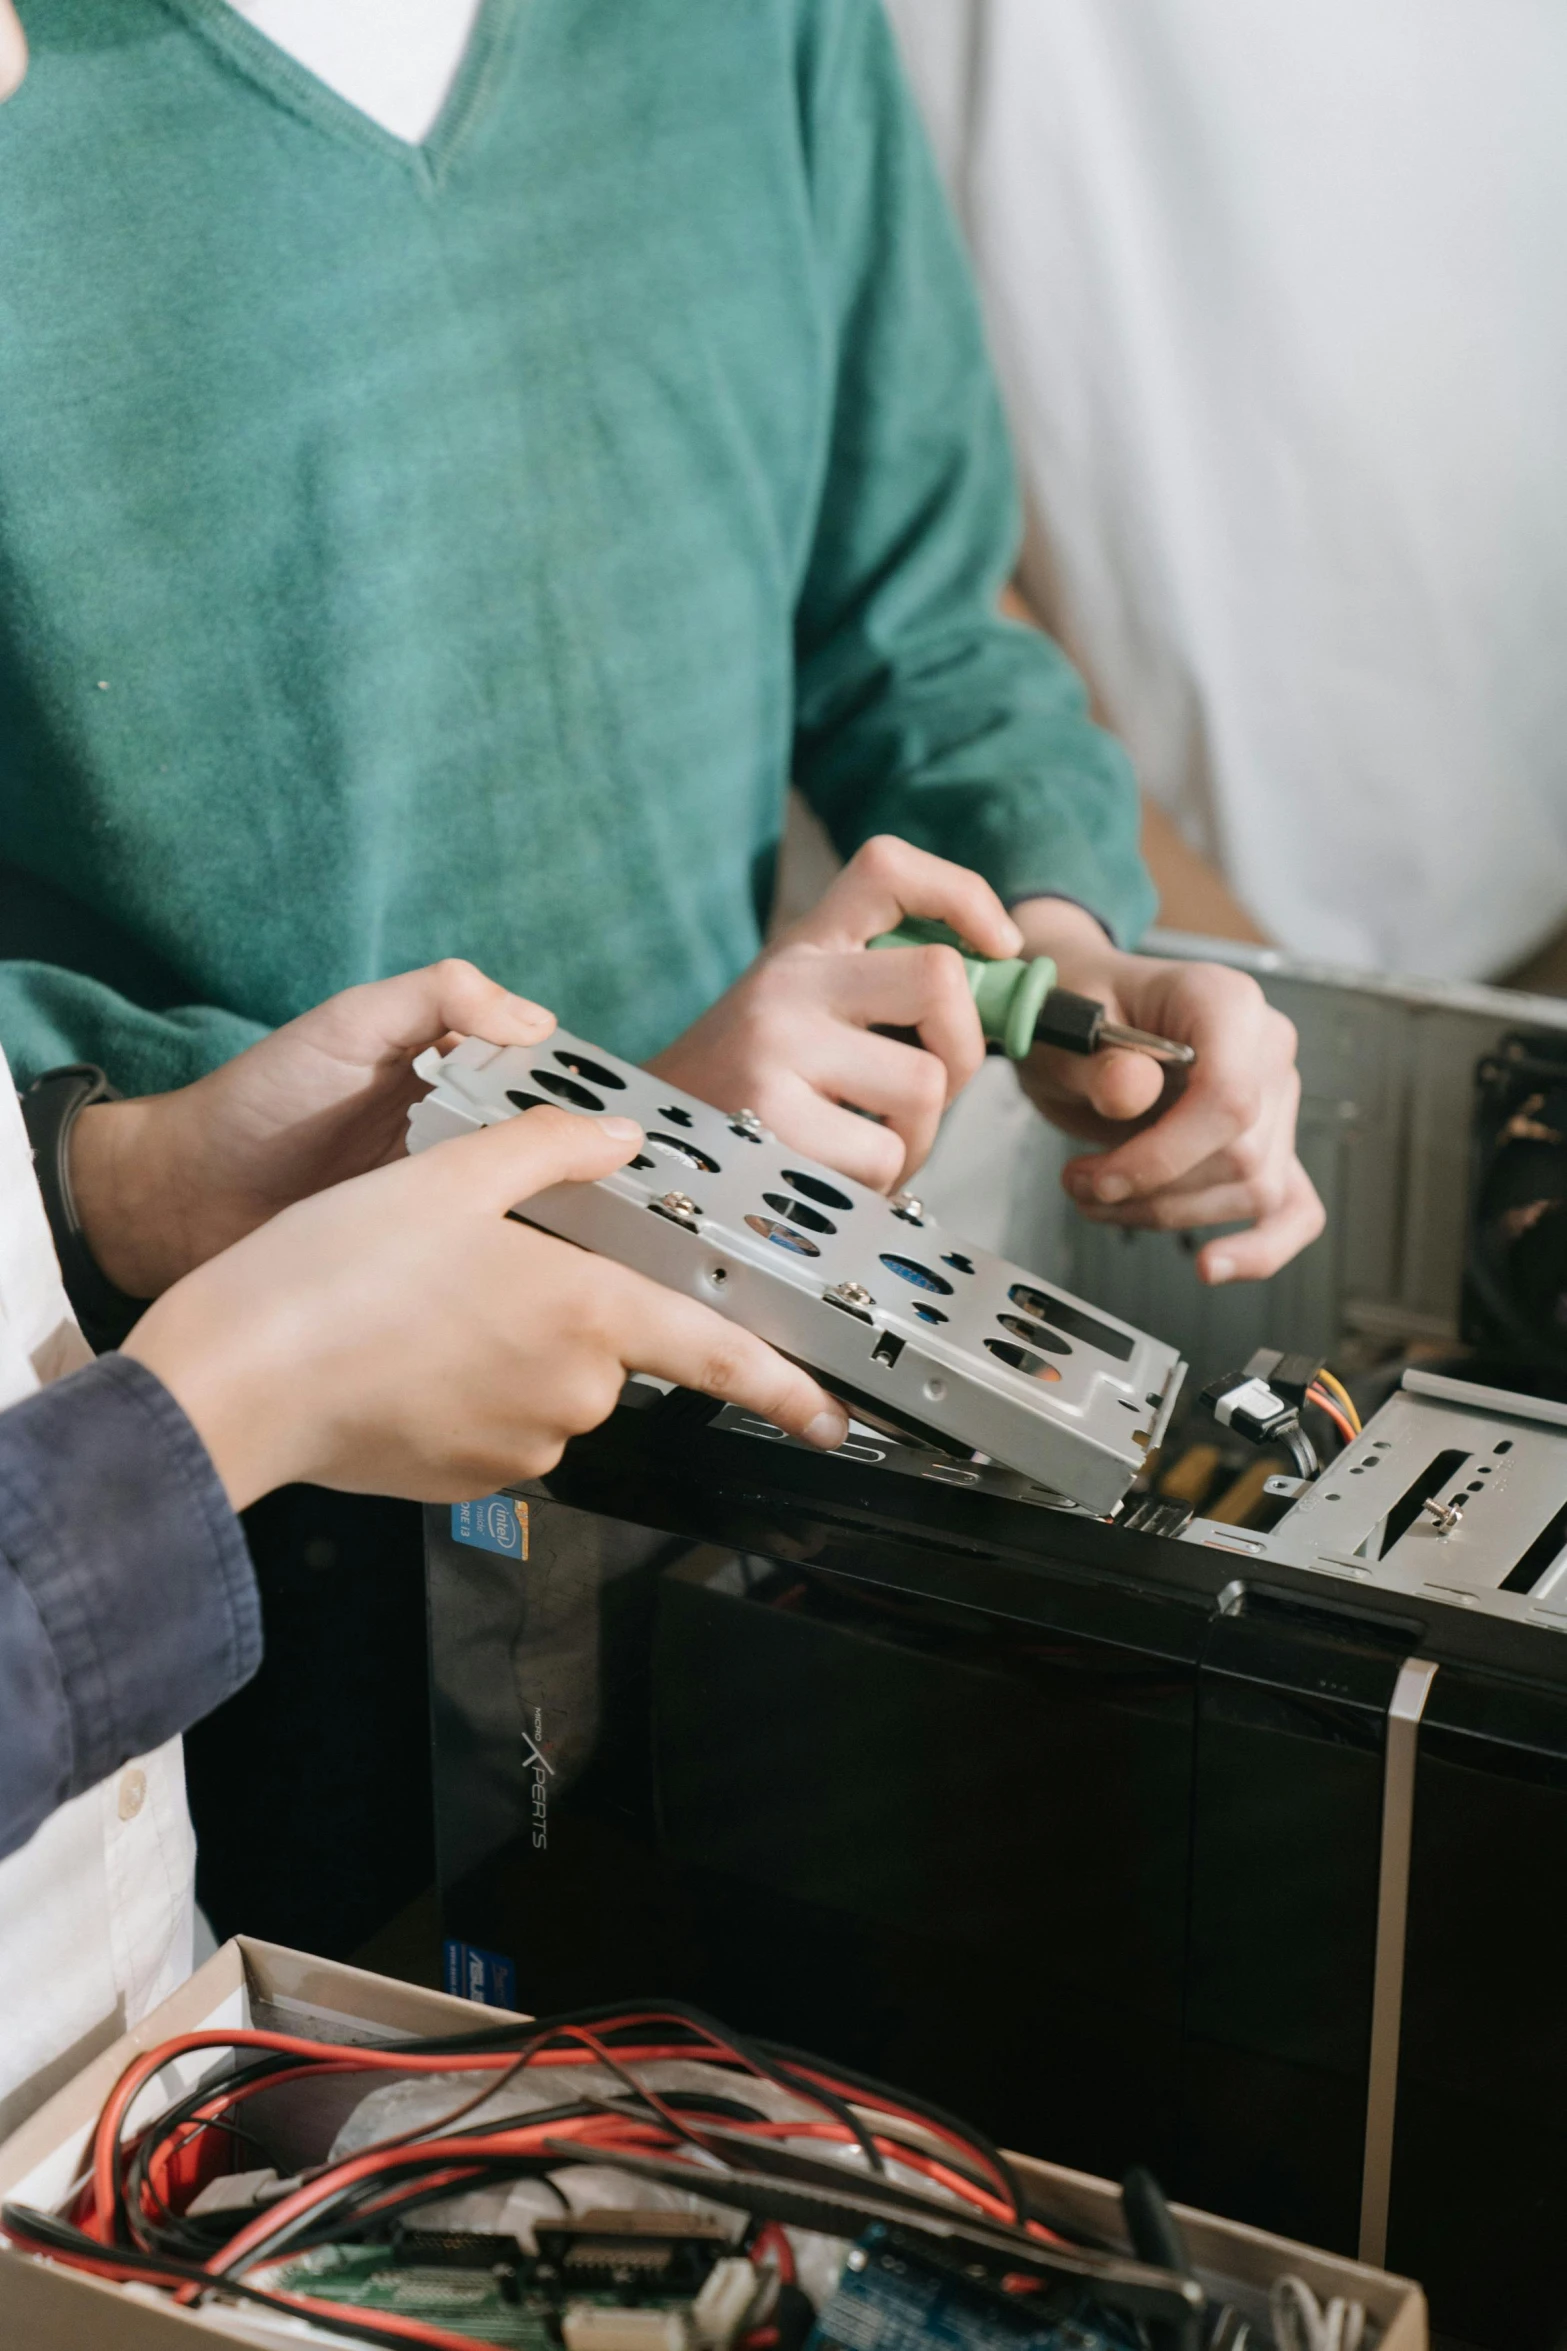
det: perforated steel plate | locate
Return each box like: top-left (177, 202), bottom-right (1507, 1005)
top-left (408, 1030), bottom-right (1186, 1512)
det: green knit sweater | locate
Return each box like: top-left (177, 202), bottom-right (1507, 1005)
top-left (0, 0), bottom-right (1152, 1094)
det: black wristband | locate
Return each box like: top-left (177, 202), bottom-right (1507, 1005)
top-left (20, 1065), bottom-right (149, 1353)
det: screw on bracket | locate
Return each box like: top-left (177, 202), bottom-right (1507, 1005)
top-left (1422, 1495), bottom-right (1465, 1536)
top-left (729, 1109), bottom-right (768, 1142)
top-left (651, 1190), bottom-right (701, 1227)
top-left (890, 1191), bottom-right (924, 1223)
top-left (823, 1280), bottom-right (876, 1322)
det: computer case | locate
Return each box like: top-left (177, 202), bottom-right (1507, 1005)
top-left (427, 1388), bottom-right (1567, 2351)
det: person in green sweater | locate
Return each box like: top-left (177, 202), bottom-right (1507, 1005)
top-left (0, 0), bottom-right (1316, 1955)
top-left (0, 0), bottom-right (1313, 1277)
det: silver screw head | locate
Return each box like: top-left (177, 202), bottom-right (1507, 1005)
top-left (890, 1191), bottom-right (923, 1222)
top-left (729, 1109), bottom-right (768, 1141)
top-left (661, 1190), bottom-right (699, 1219)
top-left (827, 1280), bottom-right (874, 1310)
top-left (1422, 1495), bottom-right (1464, 1536)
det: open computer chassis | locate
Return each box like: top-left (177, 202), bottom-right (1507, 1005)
top-left (417, 952), bottom-right (1567, 2351)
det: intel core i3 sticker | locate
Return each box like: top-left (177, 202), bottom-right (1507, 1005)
top-left (450, 1494), bottom-right (530, 1559)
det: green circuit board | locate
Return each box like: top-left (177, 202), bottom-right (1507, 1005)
top-left (264, 2245), bottom-right (552, 2345)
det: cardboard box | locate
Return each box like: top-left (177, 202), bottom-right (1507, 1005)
top-left (0, 1938), bottom-right (1428, 2348)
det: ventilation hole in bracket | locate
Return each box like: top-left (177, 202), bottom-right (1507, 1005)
top-left (744, 1214), bottom-right (820, 1258)
top-left (657, 1104), bottom-right (694, 1128)
top-left (530, 1068), bottom-right (605, 1112)
top-left (506, 1089), bottom-right (550, 1112)
top-left (997, 1312), bottom-right (1072, 1355)
top-left (783, 1169), bottom-right (854, 1212)
top-left (762, 1191), bottom-right (836, 1236)
top-left (880, 1253), bottom-right (953, 1295)
top-left (912, 1303), bottom-right (948, 1326)
top-left (628, 1154), bottom-right (655, 1171)
top-left (648, 1133), bottom-right (721, 1174)
top-left (942, 1252), bottom-right (976, 1276)
top-left (985, 1338), bottom-right (1062, 1384)
top-left (554, 1048), bottom-right (626, 1090)
top-left (1007, 1283), bottom-right (1134, 1362)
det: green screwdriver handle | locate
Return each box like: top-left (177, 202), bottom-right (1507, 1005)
top-left (868, 918), bottom-right (1056, 1061)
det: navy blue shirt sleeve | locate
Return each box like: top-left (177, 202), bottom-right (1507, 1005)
top-left (0, 1354), bottom-right (260, 1863)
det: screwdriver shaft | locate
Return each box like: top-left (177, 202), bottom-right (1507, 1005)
top-left (1097, 1020), bottom-right (1196, 1066)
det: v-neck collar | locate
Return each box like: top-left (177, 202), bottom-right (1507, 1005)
top-left (151, 0), bottom-right (524, 186)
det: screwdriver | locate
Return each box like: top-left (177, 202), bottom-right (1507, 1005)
top-left (869, 918), bottom-right (1196, 1067)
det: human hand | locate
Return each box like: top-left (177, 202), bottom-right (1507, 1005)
top-left (72, 962), bottom-right (554, 1300)
top-left (1011, 898), bottom-right (1323, 1283)
top-left (0, 3), bottom-right (26, 103)
top-left (123, 1106), bottom-right (849, 1512)
top-left (649, 835), bottom-right (1021, 1191)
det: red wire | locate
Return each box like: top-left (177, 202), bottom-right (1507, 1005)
top-left (54, 2008), bottom-right (1061, 2346)
top-left (750, 2222), bottom-right (795, 2283)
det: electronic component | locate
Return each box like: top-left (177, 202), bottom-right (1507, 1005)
top-left (869, 919), bottom-right (1194, 1066)
top-left (563, 2305), bottom-right (691, 2351)
top-left (534, 2211), bottom-right (738, 2294)
top-left (408, 1029), bottom-right (1186, 1512)
top-left (2, 1999), bottom-right (1204, 2349)
top-left (1242, 1350), bottom-right (1327, 1413)
top-left (1198, 1369), bottom-right (1318, 1479)
top-left (806, 2224), bottom-right (1142, 2351)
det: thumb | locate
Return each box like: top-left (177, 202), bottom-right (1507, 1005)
top-left (427, 1105), bottom-right (644, 1210)
top-left (300, 959), bottom-right (556, 1067)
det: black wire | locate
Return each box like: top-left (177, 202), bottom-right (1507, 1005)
top-left (394, 2000), bottom-right (891, 2181)
top-left (121, 2049), bottom-right (302, 2255)
top-left (752, 2034), bottom-right (1028, 2226)
top-left (0, 2204), bottom-right (460, 2351)
top-left (99, 1999), bottom-right (1035, 2283)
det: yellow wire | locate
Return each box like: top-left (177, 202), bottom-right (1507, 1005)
top-left (1316, 1367), bottom-right (1361, 1435)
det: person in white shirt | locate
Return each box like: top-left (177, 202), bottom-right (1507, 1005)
top-left (885, 0), bottom-right (1567, 978)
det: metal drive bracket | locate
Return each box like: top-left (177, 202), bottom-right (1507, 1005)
top-left (408, 1029), bottom-right (1186, 1514)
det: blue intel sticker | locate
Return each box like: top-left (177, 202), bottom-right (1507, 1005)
top-left (444, 1938), bottom-right (518, 2011)
top-left (450, 1494), bottom-right (530, 1559)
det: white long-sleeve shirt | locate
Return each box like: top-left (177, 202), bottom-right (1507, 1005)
top-left (887, 0), bottom-right (1567, 979)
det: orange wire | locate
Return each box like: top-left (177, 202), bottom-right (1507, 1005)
top-left (1307, 1384), bottom-right (1356, 1447)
